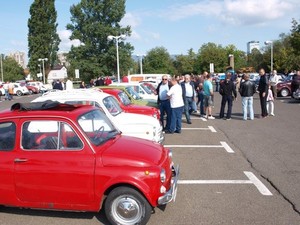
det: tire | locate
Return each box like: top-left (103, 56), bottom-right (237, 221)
top-left (28, 90), bottom-right (33, 95)
top-left (16, 90), bottom-right (23, 96)
top-left (105, 187), bottom-right (152, 225)
top-left (280, 88), bottom-right (289, 97)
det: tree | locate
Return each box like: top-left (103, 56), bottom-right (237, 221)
top-left (66, 0), bottom-right (134, 82)
top-left (290, 18), bottom-right (300, 54)
top-left (27, 0), bottom-right (60, 81)
top-left (247, 48), bottom-right (265, 71)
top-left (143, 47), bottom-right (175, 74)
top-left (195, 42), bottom-right (227, 73)
top-left (174, 48), bottom-right (197, 75)
top-left (224, 45), bottom-right (247, 72)
top-left (0, 55), bottom-right (24, 82)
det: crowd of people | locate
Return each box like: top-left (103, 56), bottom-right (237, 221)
top-left (156, 69), bottom-right (300, 134)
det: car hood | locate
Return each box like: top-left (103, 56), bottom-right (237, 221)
top-left (113, 112), bottom-right (160, 127)
top-left (126, 104), bottom-right (156, 112)
top-left (100, 135), bottom-right (165, 167)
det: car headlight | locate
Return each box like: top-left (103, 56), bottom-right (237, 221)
top-left (160, 168), bottom-right (166, 183)
top-left (168, 149), bottom-right (173, 160)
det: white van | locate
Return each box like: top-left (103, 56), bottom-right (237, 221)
top-left (127, 74), bottom-right (171, 87)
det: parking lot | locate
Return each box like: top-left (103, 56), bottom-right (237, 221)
top-left (0, 93), bottom-right (299, 225)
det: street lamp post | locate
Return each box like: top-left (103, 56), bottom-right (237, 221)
top-left (107, 35), bottom-right (126, 83)
top-left (0, 54), bottom-right (3, 82)
top-left (38, 58), bottom-right (48, 84)
top-left (264, 40), bottom-right (273, 72)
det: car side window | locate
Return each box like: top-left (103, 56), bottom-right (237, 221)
top-left (22, 121), bottom-right (83, 150)
top-left (0, 122), bottom-right (16, 151)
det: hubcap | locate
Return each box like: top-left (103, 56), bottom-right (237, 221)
top-left (112, 196), bottom-right (142, 224)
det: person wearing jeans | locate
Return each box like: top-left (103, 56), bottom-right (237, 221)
top-left (219, 73), bottom-right (237, 120)
top-left (166, 77), bottom-right (184, 134)
top-left (156, 75), bottom-right (172, 131)
top-left (239, 73), bottom-right (256, 120)
top-left (181, 74), bottom-right (196, 124)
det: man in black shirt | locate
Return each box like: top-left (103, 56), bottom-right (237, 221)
top-left (219, 73), bottom-right (237, 120)
top-left (257, 68), bottom-right (269, 118)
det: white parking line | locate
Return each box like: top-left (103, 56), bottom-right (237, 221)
top-left (220, 141), bottom-right (235, 153)
top-left (178, 171), bottom-right (273, 196)
top-left (190, 117), bottom-right (207, 121)
top-left (181, 126), bottom-right (217, 133)
top-left (165, 141), bottom-right (234, 153)
top-left (244, 171), bottom-right (273, 196)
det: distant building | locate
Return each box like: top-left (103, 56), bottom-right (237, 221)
top-left (247, 41), bottom-right (260, 54)
top-left (8, 51), bottom-right (26, 68)
top-left (57, 52), bottom-right (69, 67)
top-left (47, 65), bottom-right (68, 84)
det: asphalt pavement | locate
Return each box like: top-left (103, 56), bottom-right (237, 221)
top-left (0, 91), bottom-right (299, 225)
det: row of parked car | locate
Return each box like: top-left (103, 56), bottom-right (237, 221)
top-left (249, 73), bottom-right (299, 98)
top-left (0, 81), bottom-right (178, 224)
top-left (0, 81), bottom-right (48, 97)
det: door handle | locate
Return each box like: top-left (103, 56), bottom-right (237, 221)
top-left (14, 158), bottom-right (28, 163)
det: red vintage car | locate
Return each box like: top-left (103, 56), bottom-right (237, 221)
top-left (100, 87), bottom-right (160, 120)
top-left (0, 101), bottom-right (178, 225)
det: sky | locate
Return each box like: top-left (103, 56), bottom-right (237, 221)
top-left (1, 0), bottom-right (300, 60)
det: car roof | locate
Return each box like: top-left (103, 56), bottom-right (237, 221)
top-left (0, 100), bottom-right (95, 120)
top-left (33, 89), bottom-right (112, 103)
top-left (99, 87), bottom-right (122, 94)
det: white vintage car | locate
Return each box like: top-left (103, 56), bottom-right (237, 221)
top-left (32, 89), bottom-right (164, 143)
top-left (110, 82), bottom-right (158, 101)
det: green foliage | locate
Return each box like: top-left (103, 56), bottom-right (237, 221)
top-left (1, 55), bottom-right (24, 82)
top-left (195, 43), bottom-right (228, 73)
top-left (247, 48), bottom-right (265, 71)
top-left (174, 49), bottom-right (196, 75)
top-left (143, 47), bottom-right (175, 74)
top-left (290, 18), bottom-right (300, 54)
top-left (27, 0), bottom-right (61, 80)
top-left (66, 0), bottom-right (134, 82)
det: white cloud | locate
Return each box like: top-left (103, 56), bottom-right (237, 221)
top-left (58, 29), bottom-right (82, 52)
top-left (121, 12), bottom-right (142, 40)
top-left (121, 12), bottom-right (141, 28)
top-left (162, 0), bottom-right (296, 26)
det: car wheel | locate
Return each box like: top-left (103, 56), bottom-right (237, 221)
top-left (16, 90), bottom-right (23, 96)
top-left (28, 90), bottom-right (33, 95)
top-left (105, 187), bottom-right (152, 225)
top-left (280, 88), bottom-right (289, 97)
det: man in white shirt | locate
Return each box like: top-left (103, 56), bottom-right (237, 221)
top-left (156, 75), bottom-right (172, 131)
top-left (66, 79), bottom-right (74, 90)
top-left (269, 70), bottom-right (280, 98)
top-left (166, 77), bottom-right (184, 134)
top-left (181, 74), bottom-right (196, 124)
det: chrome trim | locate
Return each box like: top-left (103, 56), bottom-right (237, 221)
top-left (158, 164), bottom-right (180, 205)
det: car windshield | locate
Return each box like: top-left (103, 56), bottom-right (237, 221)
top-left (102, 96), bottom-right (123, 116)
top-left (118, 91), bottom-right (132, 106)
top-left (78, 109), bottom-right (119, 146)
top-left (140, 83), bottom-right (152, 94)
top-left (285, 75), bottom-right (294, 81)
top-left (125, 86), bottom-right (143, 100)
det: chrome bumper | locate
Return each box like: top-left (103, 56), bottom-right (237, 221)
top-left (158, 165), bottom-right (180, 205)
top-left (293, 91), bottom-right (300, 99)
top-left (158, 132), bottom-right (165, 143)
